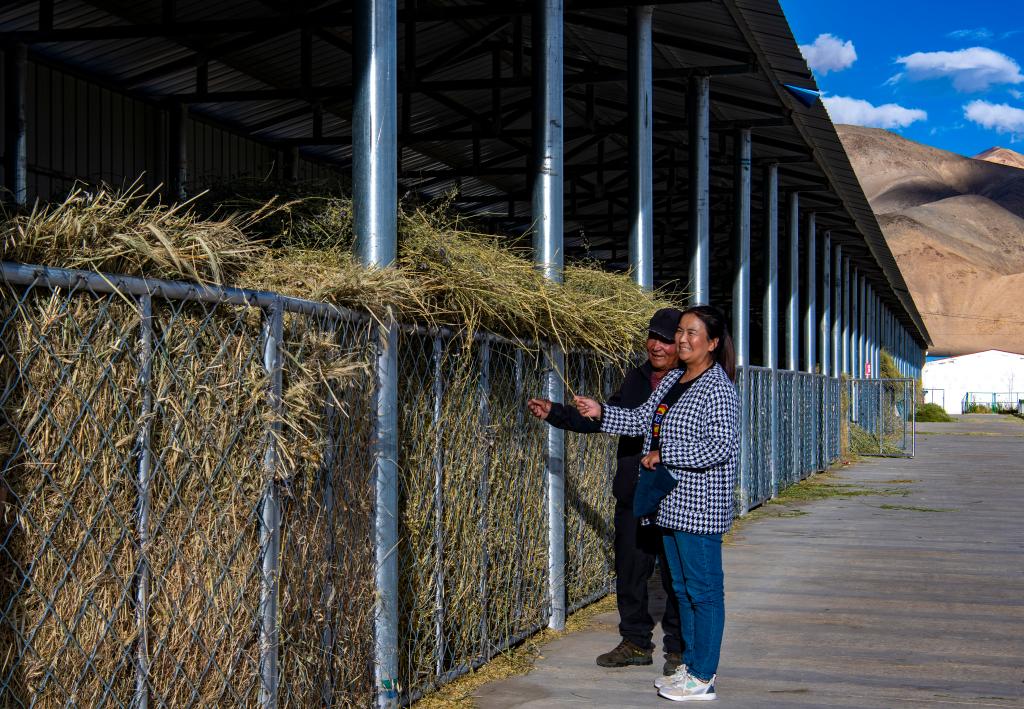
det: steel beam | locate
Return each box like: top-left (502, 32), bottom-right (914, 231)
top-left (353, 0), bottom-right (399, 703)
top-left (628, 6), bottom-right (654, 290)
top-left (3, 44), bottom-right (28, 207)
top-left (533, 0), bottom-right (567, 632)
top-left (689, 74), bottom-right (710, 303)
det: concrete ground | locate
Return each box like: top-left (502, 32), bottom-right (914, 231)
top-left (476, 414), bottom-right (1024, 708)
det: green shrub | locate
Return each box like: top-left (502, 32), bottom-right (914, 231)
top-left (916, 403), bottom-right (953, 422)
top-left (964, 403), bottom-right (992, 414)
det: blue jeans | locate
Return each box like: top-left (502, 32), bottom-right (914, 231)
top-left (661, 530), bottom-right (725, 682)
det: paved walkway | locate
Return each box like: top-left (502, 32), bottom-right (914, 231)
top-left (477, 415), bottom-right (1024, 708)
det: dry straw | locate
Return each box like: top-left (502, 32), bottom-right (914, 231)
top-left (1, 183), bottom-right (683, 705)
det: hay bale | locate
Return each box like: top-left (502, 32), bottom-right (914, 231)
top-left (2, 182), bottom-right (683, 704)
top-left (0, 288), bottom-right (377, 706)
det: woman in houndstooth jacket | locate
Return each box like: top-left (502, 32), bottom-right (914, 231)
top-left (574, 305), bottom-right (739, 702)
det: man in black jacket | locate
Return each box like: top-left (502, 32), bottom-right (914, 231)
top-left (527, 308), bottom-right (683, 674)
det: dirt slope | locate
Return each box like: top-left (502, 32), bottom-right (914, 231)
top-left (837, 125), bottom-right (1024, 356)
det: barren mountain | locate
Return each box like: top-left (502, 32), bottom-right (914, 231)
top-left (973, 146), bottom-right (1024, 171)
top-left (836, 125), bottom-right (1024, 356)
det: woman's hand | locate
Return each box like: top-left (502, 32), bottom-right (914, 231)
top-left (640, 449), bottom-right (661, 470)
top-left (573, 396), bottom-right (602, 419)
top-left (527, 398), bottom-right (553, 420)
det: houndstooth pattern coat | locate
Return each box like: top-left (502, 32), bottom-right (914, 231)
top-left (599, 362), bottom-right (740, 534)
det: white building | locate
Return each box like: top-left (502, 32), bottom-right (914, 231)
top-left (922, 350), bottom-right (1024, 414)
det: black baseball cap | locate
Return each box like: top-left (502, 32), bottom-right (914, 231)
top-left (648, 307), bottom-right (683, 342)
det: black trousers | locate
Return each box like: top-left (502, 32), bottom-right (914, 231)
top-left (614, 499), bottom-right (682, 654)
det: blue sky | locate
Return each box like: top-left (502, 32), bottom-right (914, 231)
top-left (780, 0), bottom-right (1024, 157)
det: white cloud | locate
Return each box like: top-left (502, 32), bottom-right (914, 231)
top-left (947, 28), bottom-right (993, 41)
top-left (964, 99), bottom-right (1024, 134)
top-left (823, 96), bottom-right (927, 129)
top-left (895, 47), bottom-right (1024, 92)
top-left (798, 34), bottom-right (857, 75)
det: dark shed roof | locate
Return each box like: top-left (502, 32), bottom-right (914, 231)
top-left (0, 0), bottom-right (930, 346)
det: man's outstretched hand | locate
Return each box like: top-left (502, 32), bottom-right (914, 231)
top-left (527, 398), bottom-right (553, 420)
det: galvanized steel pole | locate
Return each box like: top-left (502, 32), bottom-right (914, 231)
top-left (733, 128), bottom-right (752, 367)
top-left (259, 303), bottom-right (284, 709)
top-left (858, 274), bottom-right (867, 378)
top-left (532, 0), bottom-right (566, 632)
top-left (865, 285), bottom-right (872, 377)
top-left (820, 231), bottom-right (831, 377)
top-left (733, 128), bottom-right (752, 511)
top-left (787, 193), bottom-right (800, 482)
top-left (820, 232), bottom-right (831, 467)
top-left (689, 74), bottom-right (710, 304)
top-left (628, 6), bottom-right (654, 290)
top-left (831, 243), bottom-right (841, 378)
top-left (786, 192), bottom-right (800, 371)
top-left (804, 212), bottom-right (816, 374)
top-left (842, 256), bottom-right (850, 376)
top-left (354, 0), bottom-right (400, 702)
top-left (873, 292), bottom-right (880, 378)
top-left (762, 164), bottom-right (779, 497)
top-left (3, 44), bottom-right (28, 208)
top-left (134, 295), bottom-right (154, 709)
top-left (762, 164), bottom-right (779, 373)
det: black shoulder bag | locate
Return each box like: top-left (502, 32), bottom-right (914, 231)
top-left (632, 376), bottom-right (690, 520)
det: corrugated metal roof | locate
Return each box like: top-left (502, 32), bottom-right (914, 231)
top-left (0, 0), bottom-right (929, 345)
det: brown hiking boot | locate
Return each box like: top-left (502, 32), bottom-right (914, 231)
top-left (663, 652), bottom-right (683, 675)
top-left (595, 639), bottom-right (653, 667)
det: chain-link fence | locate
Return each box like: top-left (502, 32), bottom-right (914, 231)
top-left (0, 261), bottom-right (620, 707)
top-left (736, 368), bottom-right (840, 512)
top-left (848, 378), bottom-right (916, 457)
top-left (0, 263), bottom-right (379, 707)
top-left (3, 259), bottom-right (852, 706)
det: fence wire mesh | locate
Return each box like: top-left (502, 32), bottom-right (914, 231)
top-left (0, 274), bottom-right (378, 707)
top-left (563, 353), bottom-right (617, 611)
top-left (2, 261), bottom-right (851, 706)
top-left (848, 378), bottom-right (916, 457)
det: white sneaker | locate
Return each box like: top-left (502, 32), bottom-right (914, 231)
top-left (658, 673), bottom-right (717, 701)
top-left (653, 664), bottom-right (688, 689)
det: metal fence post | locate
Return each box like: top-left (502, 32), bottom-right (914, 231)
top-left (259, 302), bottom-right (284, 709)
top-left (477, 340), bottom-right (492, 656)
top-left (545, 345), bottom-right (566, 629)
top-left (134, 294), bottom-right (154, 709)
top-left (354, 0), bottom-right (399, 699)
top-left (878, 378), bottom-right (884, 454)
top-left (762, 163), bottom-right (779, 498)
top-left (533, 0), bottom-right (566, 632)
top-left (431, 335), bottom-right (446, 677)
